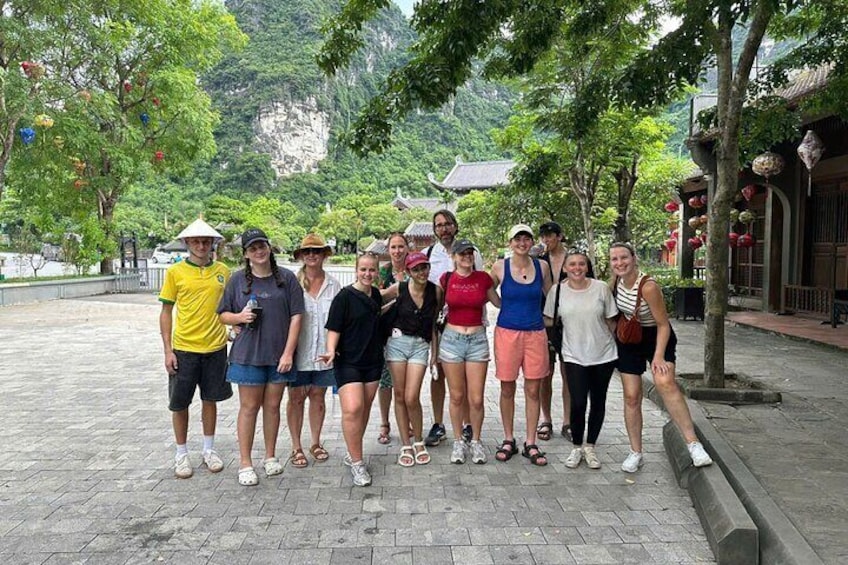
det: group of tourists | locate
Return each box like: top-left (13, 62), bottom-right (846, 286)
top-left (159, 210), bottom-right (712, 489)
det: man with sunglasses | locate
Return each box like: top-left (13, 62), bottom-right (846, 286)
top-left (423, 209), bottom-right (483, 447)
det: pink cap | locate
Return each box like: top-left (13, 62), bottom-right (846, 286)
top-left (405, 251), bottom-right (430, 270)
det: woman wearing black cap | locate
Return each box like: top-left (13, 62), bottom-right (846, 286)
top-left (218, 228), bottom-right (304, 486)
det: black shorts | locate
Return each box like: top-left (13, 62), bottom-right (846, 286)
top-left (168, 348), bottom-right (232, 411)
top-left (335, 364), bottom-right (382, 389)
top-left (615, 326), bottom-right (677, 376)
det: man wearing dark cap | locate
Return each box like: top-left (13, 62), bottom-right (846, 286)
top-left (536, 221), bottom-right (572, 441)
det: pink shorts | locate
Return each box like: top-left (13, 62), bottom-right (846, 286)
top-left (494, 327), bottom-right (550, 381)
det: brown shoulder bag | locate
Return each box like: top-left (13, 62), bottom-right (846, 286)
top-left (616, 276), bottom-right (649, 344)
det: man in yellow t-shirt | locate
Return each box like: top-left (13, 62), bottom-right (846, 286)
top-left (159, 219), bottom-right (231, 479)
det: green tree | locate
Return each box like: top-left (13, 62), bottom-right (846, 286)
top-left (9, 0), bottom-right (246, 274)
top-left (319, 0), bottom-right (848, 385)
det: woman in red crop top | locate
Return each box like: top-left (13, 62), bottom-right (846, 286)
top-left (437, 239), bottom-right (501, 465)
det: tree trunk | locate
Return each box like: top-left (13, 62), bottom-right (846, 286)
top-left (613, 155), bottom-right (639, 243)
top-left (99, 195), bottom-right (115, 275)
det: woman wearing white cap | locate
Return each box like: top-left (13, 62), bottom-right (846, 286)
top-left (490, 224), bottom-right (552, 466)
top-left (217, 228), bottom-right (304, 486)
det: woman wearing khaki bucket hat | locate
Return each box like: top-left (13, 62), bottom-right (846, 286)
top-left (287, 234), bottom-right (340, 468)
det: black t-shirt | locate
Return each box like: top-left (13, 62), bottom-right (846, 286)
top-left (394, 281), bottom-right (438, 342)
top-left (325, 285), bottom-right (384, 369)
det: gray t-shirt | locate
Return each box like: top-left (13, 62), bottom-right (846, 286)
top-left (218, 269), bottom-right (305, 366)
top-left (544, 279), bottom-right (618, 366)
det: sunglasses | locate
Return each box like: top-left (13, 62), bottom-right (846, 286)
top-left (301, 248), bottom-right (324, 256)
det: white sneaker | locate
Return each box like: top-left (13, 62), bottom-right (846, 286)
top-left (621, 451), bottom-right (643, 473)
top-left (688, 441), bottom-right (713, 467)
top-left (468, 440), bottom-right (487, 464)
top-left (350, 462), bottom-right (372, 487)
top-left (202, 449), bottom-right (224, 473)
top-left (450, 439), bottom-right (467, 464)
top-left (174, 453), bottom-right (193, 479)
top-left (565, 447), bottom-right (583, 469)
top-left (583, 446), bottom-right (601, 469)
top-left (342, 452), bottom-right (353, 467)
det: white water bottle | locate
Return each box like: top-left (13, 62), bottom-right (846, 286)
top-left (246, 294), bottom-right (260, 329)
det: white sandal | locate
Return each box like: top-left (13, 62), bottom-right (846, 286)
top-left (263, 457), bottom-right (283, 477)
top-left (238, 466), bottom-right (258, 486)
top-left (413, 441), bottom-right (431, 465)
top-left (398, 445), bottom-right (415, 467)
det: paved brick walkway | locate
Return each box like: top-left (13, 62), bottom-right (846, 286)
top-left (0, 295), bottom-right (714, 564)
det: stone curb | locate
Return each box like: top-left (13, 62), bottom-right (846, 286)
top-left (644, 375), bottom-right (826, 565)
top-left (728, 318), bottom-right (848, 353)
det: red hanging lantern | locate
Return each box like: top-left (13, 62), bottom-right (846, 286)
top-left (688, 195), bottom-right (704, 209)
top-left (154, 150), bottom-right (165, 161)
top-left (123, 81), bottom-right (133, 93)
top-left (728, 232), bottom-right (740, 247)
top-left (671, 229), bottom-right (679, 240)
top-left (664, 201), bottom-right (679, 213)
top-left (700, 232), bottom-right (708, 243)
top-left (688, 237), bottom-right (703, 250)
top-left (741, 184), bottom-right (757, 201)
top-left (738, 233), bottom-right (755, 248)
top-left (152, 96), bottom-right (161, 107)
top-left (665, 238), bottom-right (677, 252)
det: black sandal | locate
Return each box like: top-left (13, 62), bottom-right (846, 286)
top-left (536, 421), bottom-right (553, 441)
top-left (522, 443), bottom-right (548, 466)
top-left (495, 438), bottom-right (518, 462)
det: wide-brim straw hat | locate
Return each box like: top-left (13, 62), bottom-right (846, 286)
top-left (176, 218), bottom-right (223, 243)
top-left (293, 233), bottom-right (333, 259)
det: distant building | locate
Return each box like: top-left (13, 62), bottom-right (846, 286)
top-left (427, 156), bottom-right (515, 194)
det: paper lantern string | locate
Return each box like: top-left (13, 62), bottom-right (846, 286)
top-left (797, 130), bottom-right (825, 197)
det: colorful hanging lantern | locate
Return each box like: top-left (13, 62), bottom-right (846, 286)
top-left (728, 232), bottom-right (740, 247)
top-left (664, 201), bottom-right (679, 213)
top-left (19, 127), bottom-right (35, 145)
top-left (729, 208), bottom-right (741, 224)
top-left (699, 214), bottom-right (709, 226)
top-left (73, 179), bottom-right (88, 190)
top-left (123, 81), bottom-right (133, 93)
top-left (688, 195), bottom-right (704, 209)
top-left (665, 238), bottom-right (677, 252)
top-left (671, 229), bottom-right (679, 240)
top-left (687, 216), bottom-right (700, 230)
top-left (738, 233), bottom-right (755, 248)
top-left (140, 113), bottom-right (150, 126)
top-left (78, 90), bottom-right (92, 102)
top-left (34, 114), bottom-right (54, 128)
top-left (72, 159), bottom-right (86, 175)
top-left (741, 184), bottom-right (758, 201)
top-left (700, 194), bottom-right (708, 207)
top-left (154, 150), bottom-right (165, 161)
top-left (688, 237), bottom-right (703, 250)
top-left (797, 130), bottom-right (825, 196)
top-left (739, 210), bottom-right (756, 224)
top-left (752, 151), bottom-right (785, 180)
top-left (20, 61), bottom-right (44, 79)
top-left (152, 97), bottom-right (161, 107)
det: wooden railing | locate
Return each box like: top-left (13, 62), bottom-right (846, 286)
top-left (782, 285), bottom-right (833, 316)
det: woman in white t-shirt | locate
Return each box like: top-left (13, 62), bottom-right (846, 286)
top-left (543, 249), bottom-right (618, 470)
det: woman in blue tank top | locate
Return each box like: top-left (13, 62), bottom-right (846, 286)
top-left (489, 224), bottom-right (552, 466)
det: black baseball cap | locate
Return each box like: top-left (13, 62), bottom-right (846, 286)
top-left (241, 228), bottom-right (270, 249)
top-left (452, 239), bottom-right (476, 254)
top-left (539, 221), bottom-right (562, 235)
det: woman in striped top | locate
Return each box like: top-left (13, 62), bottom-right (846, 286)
top-left (609, 242), bottom-right (712, 473)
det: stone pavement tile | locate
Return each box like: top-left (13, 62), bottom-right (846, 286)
top-left (355, 527), bottom-right (394, 547)
top-left (528, 544), bottom-right (577, 564)
top-left (200, 531), bottom-right (249, 551)
top-left (239, 526), bottom-right (289, 550)
top-left (371, 546), bottom-right (412, 565)
top-left (445, 510), bottom-right (518, 529)
top-left (339, 513), bottom-right (377, 531)
top-left (317, 528), bottom-right (358, 548)
top-left (0, 533), bottom-right (96, 554)
top-left (611, 525), bottom-right (660, 543)
top-left (581, 511), bottom-right (624, 527)
top-left (489, 544), bottom-right (535, 564)
top-left (648, 508), bottom-right (692, 525)
top-left (412, 546), bottom-right (453, 565)
top-left (614, 509), bottom-right (659, 526)
top-left (0, 553), bottom-right (47, 565)
top-left (279, 529), bottom-right (321, 549)
top-left (648, 524), bottom-right (698, 543)
top-left (43, 552), bottom-right (136, 564)
top-left (575, 526), bottom-right (622, 544)
top-left (567, 544), bottom-right (617, 564)
top-left (539, 526), bottom-right (583, 545)
top-left (206, 549), bottom-right (260, 564)
top-left (328, 547), bottom-right (371, 564)
top-left (502, 526), bottom-right (547, 545)
top-left (393, 498), bottom-right (428, 513)
top-left (451, 544), bottom-right (496, 565)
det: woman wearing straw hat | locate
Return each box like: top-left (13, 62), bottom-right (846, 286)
top-left (217, 228), bottom-right (304, 486)
top-left (287, 234), bottom-right (341, 467)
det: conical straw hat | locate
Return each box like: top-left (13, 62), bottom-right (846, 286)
top-left (176, 219), bottom-right (223, 243)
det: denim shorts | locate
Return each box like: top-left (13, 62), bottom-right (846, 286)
top-left (385, 333), bottom-right (430, 365)
top-left (226, 363), bottom-right (297, 386)
top-left (291, 368), bottom-right (335, 388)
top-left (168, 348), bottom-right (232, 411)
top-left (438, 328), bottom-right (490, 363)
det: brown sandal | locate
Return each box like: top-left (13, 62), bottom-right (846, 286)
top-left (310, 443), bottom-right (329, 462)
top-left (290, 448), bottom-right (308, 468)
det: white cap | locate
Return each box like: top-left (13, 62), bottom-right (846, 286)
top-left (176, 218), bottom-right (223, 243)
top-left (507, 223), bottom-right (534, 240)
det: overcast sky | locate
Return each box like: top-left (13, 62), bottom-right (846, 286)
top-left (394, 0), bottom-right (414, 17)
